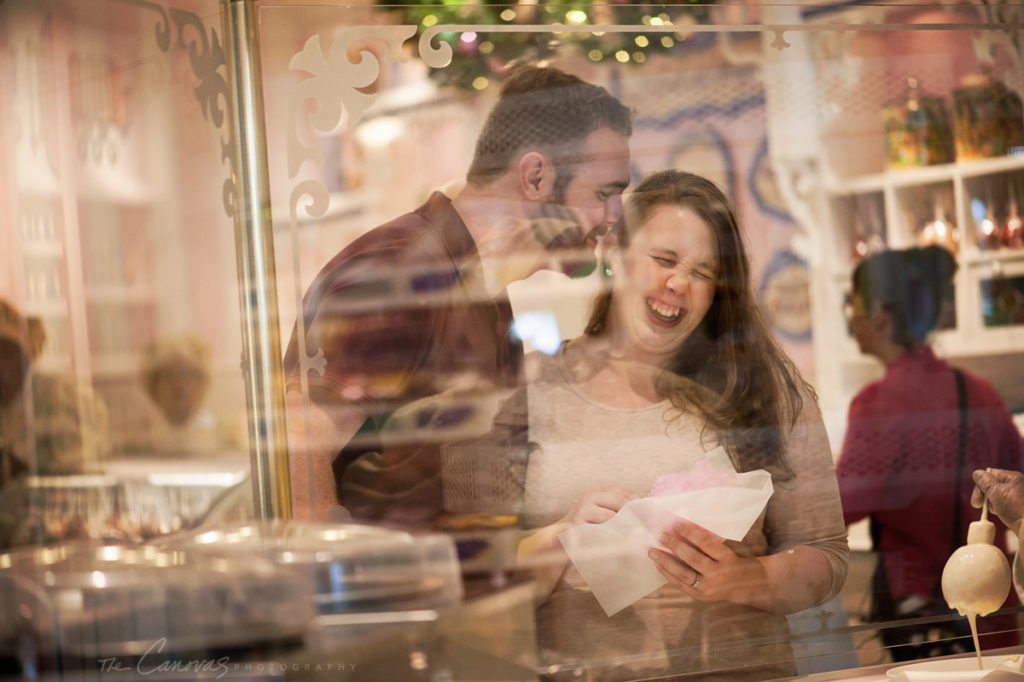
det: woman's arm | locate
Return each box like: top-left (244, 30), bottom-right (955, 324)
top-left (517, 521), bottom-right (571, 602)
top-left (756, 545), bottom-right (836, 612)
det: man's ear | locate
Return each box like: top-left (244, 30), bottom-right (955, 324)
top-left (517, 151), bottom-right (556, 201)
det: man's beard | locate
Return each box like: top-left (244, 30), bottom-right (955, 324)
top-left (528, 182), bottom-right (599, 279)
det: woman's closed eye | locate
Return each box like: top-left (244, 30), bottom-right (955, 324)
top-left (692, 269), bottom-right (715, 282)
top-left (652, 254), bottom-right (715, 282)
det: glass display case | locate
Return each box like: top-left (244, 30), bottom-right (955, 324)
top-left (3, 1), bottom-right (1024, 680)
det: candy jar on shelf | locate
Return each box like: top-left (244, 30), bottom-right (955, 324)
top-left (919, 204), bottom-right (960, 254)
top-left (851, 223), bottom-right (886, 263)
top-left (883, 77), bottom-right (955, 169)
top-left (851, 231), bottom-right (869, 263)
top-left (867, 233), bottom-right (886, 253)
top-left (851, 233), bottom-right (886, 262)
top-left (850, 214), bottom-right (871, 263)
top-left (1005, 197), bottom-right (1023, 249)
top-left (850, 195), bottom-right (887, 262)
top-left (953, 73), bottom-right (1024, 160)
top-left (974, 194), bottom-right (1002, 251)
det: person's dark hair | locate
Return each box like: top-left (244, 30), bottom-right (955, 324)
top-left (851, 245), bottom-right (957, 348)
top-left (0, 300), bottom-right (30, 409)
top-left (465, 66), bottom-right (633, 188)
top-left (585, 171), bottom-right (810, 479)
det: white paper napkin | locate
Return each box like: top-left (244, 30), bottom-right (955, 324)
top-left (558, 447), bottom-right (774, 616)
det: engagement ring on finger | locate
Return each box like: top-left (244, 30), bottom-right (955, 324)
top-left (690, 573), bottom-right (702, 590)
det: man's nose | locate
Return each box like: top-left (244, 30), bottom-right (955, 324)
top-left (606, 196), bottom-right (624, 225)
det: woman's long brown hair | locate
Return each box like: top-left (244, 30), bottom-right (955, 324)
top-left (585, 171), bottom-right (811, 479)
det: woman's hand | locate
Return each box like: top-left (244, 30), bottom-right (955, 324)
top-left (519, 485), bottom-right (636, 605)
top-left (648, 519), bottom-right (768, 606)
top-left (560, 485), bottom-right (637, 527)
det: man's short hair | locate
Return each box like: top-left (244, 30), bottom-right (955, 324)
top-left (466, 66), bottom-right (633, 187)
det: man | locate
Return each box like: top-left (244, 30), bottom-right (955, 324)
top-left (283, 66), bottom-right (633, 522)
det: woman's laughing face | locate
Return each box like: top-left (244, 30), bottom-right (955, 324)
top-left (610, 203), bottom-right (718, 365)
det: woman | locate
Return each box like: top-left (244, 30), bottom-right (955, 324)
top-left (836, 246), bottom-right (1022, 660)
top-left (515, 171), bottom-right (848, 680)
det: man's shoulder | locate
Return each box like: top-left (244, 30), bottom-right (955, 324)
top-left (297, 201), bottom-right (439, 298)
top-left (345, 204), bottom-right (439, 259)
top-left (325, 194), bottom-right (464, 272)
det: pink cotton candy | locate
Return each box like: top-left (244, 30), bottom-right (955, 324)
top-left (648, 460), bottom-right (737, 497)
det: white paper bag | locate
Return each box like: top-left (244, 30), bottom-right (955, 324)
top-left (558, 447), bottom-right (774, 616)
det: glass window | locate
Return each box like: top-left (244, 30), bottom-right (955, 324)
top-left (3, 1), bottom-right (1024, 678)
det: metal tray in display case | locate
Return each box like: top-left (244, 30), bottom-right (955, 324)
top-left (0, 542), bottom-right (316, 661)
top-left (158, 522), bottom-right (463, 615)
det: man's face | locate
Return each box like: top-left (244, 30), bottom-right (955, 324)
top-left (531, 127), bottom-right (631, 277)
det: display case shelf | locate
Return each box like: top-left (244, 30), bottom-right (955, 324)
top-left (825, 154), bottom-right (1024, 195)
top-left (965, 248), bottom-right (1024, 266)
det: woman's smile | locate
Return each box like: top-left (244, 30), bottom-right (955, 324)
top-left (645, 297), bottom-right (687, 327)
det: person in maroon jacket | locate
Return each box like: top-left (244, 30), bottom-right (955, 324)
top-left (836, 245), bottom-right (1023, 660)
top-left (283, 66), bottom-right (633, 524)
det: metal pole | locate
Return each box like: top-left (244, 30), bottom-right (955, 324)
top-left (221, 0), bottom-right (292, 519)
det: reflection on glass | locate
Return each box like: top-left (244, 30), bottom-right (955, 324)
top-left (1, 0), bottom-right (1023, 679)
top-left (1, 0), bottom-right (250, 554)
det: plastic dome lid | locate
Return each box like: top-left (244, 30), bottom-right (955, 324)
top-left (157, 521), bottom-right (463, 614)
top-left (0, 541), bottom-right (315, 659)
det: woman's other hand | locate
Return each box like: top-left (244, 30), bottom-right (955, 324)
top-left (560, 485), bottom-right (637, 527)
top-left (648, 519), bottom-right (768, 605)
top-left (972, 468), bottom-right (1024, 533)
top-left (520, 485), bottom-right (636, 604)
